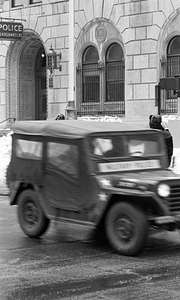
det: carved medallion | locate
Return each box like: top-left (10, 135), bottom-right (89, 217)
top-left (95, 24), bottom-right (107, 43)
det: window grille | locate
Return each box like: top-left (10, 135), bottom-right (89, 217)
top-left (77, 43), bottom-right (125, 116)
top-left (160, 37), bottom-right (180, 114)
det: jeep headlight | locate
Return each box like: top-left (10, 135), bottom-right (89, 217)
top-left (157, 184), bottom-right (170, 197)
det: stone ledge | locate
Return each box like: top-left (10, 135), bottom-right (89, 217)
top-left (0, 128), bottom-right (12, 136)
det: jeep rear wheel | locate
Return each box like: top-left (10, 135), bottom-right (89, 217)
top-left (17, 190), bottom-right (50, 238)
top-left (105, 202), bottom-right (147, 256)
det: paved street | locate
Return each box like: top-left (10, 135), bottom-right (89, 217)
top-left (1, 195), bottom-right (180, 300)
top-left (0, 180), bottom-right (9, 197)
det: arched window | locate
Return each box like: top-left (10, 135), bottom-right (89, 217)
top-left (168, 36), bottom-right (180, 56)
top-left (167, 36), bottom-right (180, 77)
top-left (160, 36), bottom-right (180, 114)
top-left (83, 46), bottom-right (99, 63)
top-left (106, 43), bottom-right (123, 61)
top-left (82, 46), bottom-right (100, 102)
top-left (105, 43), bottom-right (124, 102)
top-left (76, 43), bottom-right (125, 115)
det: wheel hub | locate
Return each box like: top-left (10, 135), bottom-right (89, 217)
top-left (115, 217), bottom-right (133, 241)
top-left (25, 202), bottom-right (38, 224)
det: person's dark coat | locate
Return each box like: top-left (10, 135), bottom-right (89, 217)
top-left (149, 115), bottom-right (173, 167)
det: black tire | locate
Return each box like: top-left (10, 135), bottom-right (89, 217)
top-left (17, 190), bottom-right (50, 238)
top-left (105, 202), bottom-right (147, 256)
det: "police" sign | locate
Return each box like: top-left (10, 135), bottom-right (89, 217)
top-left (0, 21), bottom-right (23, 40)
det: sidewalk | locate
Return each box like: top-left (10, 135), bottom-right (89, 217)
top-left (0, 179), bottom-right (9, 196)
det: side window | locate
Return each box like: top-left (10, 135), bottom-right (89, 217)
top-left (93, 138), bottom-right (112, 155)
top-left (15, 139), bottom-right (43, 160)
top-left (126, 134), bottom-right (161, 156)
top-left (128, 139), bottom-right (145, 156)
top-left (47, 142), bottom-right (79, 178)
top-left (90, 137), bottom-right (125, 157)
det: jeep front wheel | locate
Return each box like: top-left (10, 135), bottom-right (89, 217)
top-left (105, 202), bottom-right (147, 256)
top-left (17, 190), bottom-right (50, 238)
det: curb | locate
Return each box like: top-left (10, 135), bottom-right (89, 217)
top-left (0, 181), bottom-right (10, 196)
top-left (0, 188), bottom-right (10, 196)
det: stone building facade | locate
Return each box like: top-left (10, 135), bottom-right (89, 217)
top-left (0, 0), bottom-right (180, 125)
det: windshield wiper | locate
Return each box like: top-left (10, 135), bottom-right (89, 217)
top-left (89, 154), bottom-right (113, 162)
top-left (128, 155), bottom-right (150, 160)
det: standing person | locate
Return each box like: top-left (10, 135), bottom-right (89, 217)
top-left (149, 114), bottom-right (173, 167)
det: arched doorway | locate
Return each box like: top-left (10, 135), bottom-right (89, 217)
top-left (7, 32), bottom-right (47, 121)
top-left (35, 47), bottom-right (47, 120)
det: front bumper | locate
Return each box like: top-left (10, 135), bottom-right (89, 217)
top-left (153, 215), bottom-right (180, 227)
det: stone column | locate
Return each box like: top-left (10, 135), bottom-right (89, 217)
top-left (65, 101), bottom-right (77, 120)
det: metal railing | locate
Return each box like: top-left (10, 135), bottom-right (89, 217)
top-left (0, 118), bottom-right (16, 124)
top-left (160, 57), bottom-right (179, 114)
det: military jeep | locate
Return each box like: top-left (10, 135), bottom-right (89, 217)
top-left (8, 120), bottom-right (180, 256)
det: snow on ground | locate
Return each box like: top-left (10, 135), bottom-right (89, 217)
top-left (0, 116), bottom-right (180, 187)
top-left (172, 148), bottom-right (180, 174)
top-left (0, 132), bottom-right (12, 185)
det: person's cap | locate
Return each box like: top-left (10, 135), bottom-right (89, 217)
top-left (55, 113), bottom-right (65, 120)
top-left (150, 114), bottom-right (162, 125)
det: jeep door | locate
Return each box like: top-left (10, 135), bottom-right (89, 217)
top-left (42, 137), bottom-right (96, 216)
top-left (41, 138), bottom-right (81, 212)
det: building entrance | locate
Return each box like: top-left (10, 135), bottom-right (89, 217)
top-left (8, 33), bottom-right (47, 121)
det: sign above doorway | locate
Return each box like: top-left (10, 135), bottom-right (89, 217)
top-left (0, 21), bottom-right (23, 40)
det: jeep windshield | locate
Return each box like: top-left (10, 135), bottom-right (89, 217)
top-left (88, 132), bottom-right (166, 172)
